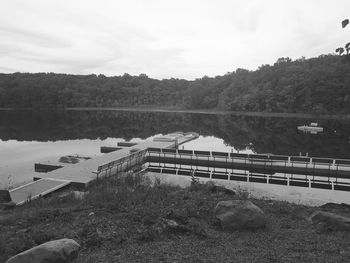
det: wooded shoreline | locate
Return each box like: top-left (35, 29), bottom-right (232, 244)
top-left (1, 106), bottom-right (350, 120)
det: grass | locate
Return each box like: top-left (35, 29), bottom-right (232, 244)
top-left (1, 172), bottom-right (350, 262)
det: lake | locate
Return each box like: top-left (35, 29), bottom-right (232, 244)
top-left (1, 109), bottom-right (350, 204)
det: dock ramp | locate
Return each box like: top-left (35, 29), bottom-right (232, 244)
top-left (9, 178), bottom-right (71, 205)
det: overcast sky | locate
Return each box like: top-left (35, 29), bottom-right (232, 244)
top-left (1, 0), bottom-right (349, 79)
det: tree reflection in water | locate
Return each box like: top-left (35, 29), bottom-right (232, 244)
top-left (0, 110), bottom-right (349, 159)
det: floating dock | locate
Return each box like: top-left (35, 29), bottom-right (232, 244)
top-left (9, 132), bottom-right (198, 205)
top-left (8, 131), bottom-right (350, 206)
top-left (100, 146), bottom-right (124, 153)
top-left (144, 148), bottom-right (350, 191)
top-left (10, 178), bottom-right (71, 205)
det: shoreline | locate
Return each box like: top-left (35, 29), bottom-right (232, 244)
top-left (67, 107), bottom-right (350, 120)
top-left (1, 106), bottom-right (348, 120)
top-left (1, 174), bottom-right (350, 262)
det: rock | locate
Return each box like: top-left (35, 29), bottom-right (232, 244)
top-left (6, 238), bottom-right (80, 263)
top-left (59, 155), bottom-right (80, 164)
top-left (205, 181), bottom-right (236, 195)
top-left (160, 218), bottom-right (187, 233)
top-left (212, 185), bottom-right (236, 195)
top-left (215, 200), bottom-right (266, 231)
top-left (309, 211), bottom-right (350, 231)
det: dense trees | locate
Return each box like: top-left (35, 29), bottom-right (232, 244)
top-left (0, 54), bottom-right (349, 114)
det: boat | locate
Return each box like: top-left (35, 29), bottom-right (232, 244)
top-left (297, 122), bottom-right (323, 133)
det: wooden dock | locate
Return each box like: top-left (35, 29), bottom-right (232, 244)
top-left (9, 132), bottom-right (198, 205)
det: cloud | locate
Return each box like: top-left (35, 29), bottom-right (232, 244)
top-left (0, 24), bottom-right (72, 49)
top-left (1, 0), bottom-right (350, 79)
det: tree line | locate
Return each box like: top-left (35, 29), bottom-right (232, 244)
top-left (0, 54), bottom-right (349, 114)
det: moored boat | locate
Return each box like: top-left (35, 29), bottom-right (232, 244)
top-left (297, 122), bottom-right (323, 133)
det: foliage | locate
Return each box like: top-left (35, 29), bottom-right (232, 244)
top-left (336, 19), bottom-right (350, 55)
top-left (0, 55), bottom-right (350, 114)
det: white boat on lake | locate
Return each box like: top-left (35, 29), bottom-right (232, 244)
top-left (297, 122), bottom-right (323, 133)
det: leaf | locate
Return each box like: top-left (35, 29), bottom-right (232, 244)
top-left (336, 47), bottom-right (345, 55)
top-left (345, 42), bottom-right (350, 49)
top-left (342, 19), bottom-right (349, 28)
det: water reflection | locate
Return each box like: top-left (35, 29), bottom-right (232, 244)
top-left (1, 110), bottom-right (350, 203)
top-left (1, 110), bottom-right (349, 158)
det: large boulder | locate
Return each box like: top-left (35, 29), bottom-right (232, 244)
top-left (215, 200), bottom-right (266, 231)
top-left (309, 211), bottom-right (350, 231)
top-left (6, 238), bottom-right (80, 263)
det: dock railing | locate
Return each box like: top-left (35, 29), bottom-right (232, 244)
top-left (95, 149), bottom-right (147, 178)
top-left (85, 147), bottom-right (350, 191)
top-left (144, 148), bottom-right (350, 192)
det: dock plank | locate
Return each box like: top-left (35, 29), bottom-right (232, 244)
top-left (34, 134), bottom-right (198, 187)
top-left (10, 178), bottom-right (71, 205)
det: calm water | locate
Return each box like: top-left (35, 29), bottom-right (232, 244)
top-left (1, 110), bottom-right (350, 190)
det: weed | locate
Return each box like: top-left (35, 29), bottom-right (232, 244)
top-left (30, 229), bottom-right (57, 245)
top-left (78, 223), bottom-right (103, 248)
top-left (234, 185), bottom-right (250, 199)
top-left (189, 170), bottom-right (201, 191)
top-left (6, 174), bottom-right (13, 190)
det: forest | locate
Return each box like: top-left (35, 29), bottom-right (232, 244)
top-left (0, 54), bottom-right (349, 114)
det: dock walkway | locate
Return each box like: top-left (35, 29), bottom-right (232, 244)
top-left (9, 133), bottom-right (198, 205)
top-left (144, 148), bottom-right (350, 191)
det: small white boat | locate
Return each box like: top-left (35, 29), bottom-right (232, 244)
top-left (297, 122), bottom-right (323, 133)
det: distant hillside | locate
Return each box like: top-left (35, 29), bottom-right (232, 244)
top-left (0, 54), bottom-right (349, 114)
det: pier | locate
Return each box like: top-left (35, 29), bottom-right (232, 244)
top-left (8, 132), bottom-right (350, 206)
top-left (144, 148), bottom-right (350, 191)
top-left (9, 132), bottom-right (198, 205)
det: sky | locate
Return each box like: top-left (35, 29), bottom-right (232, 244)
top-left (1, 0), bottom-right (349, 80)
